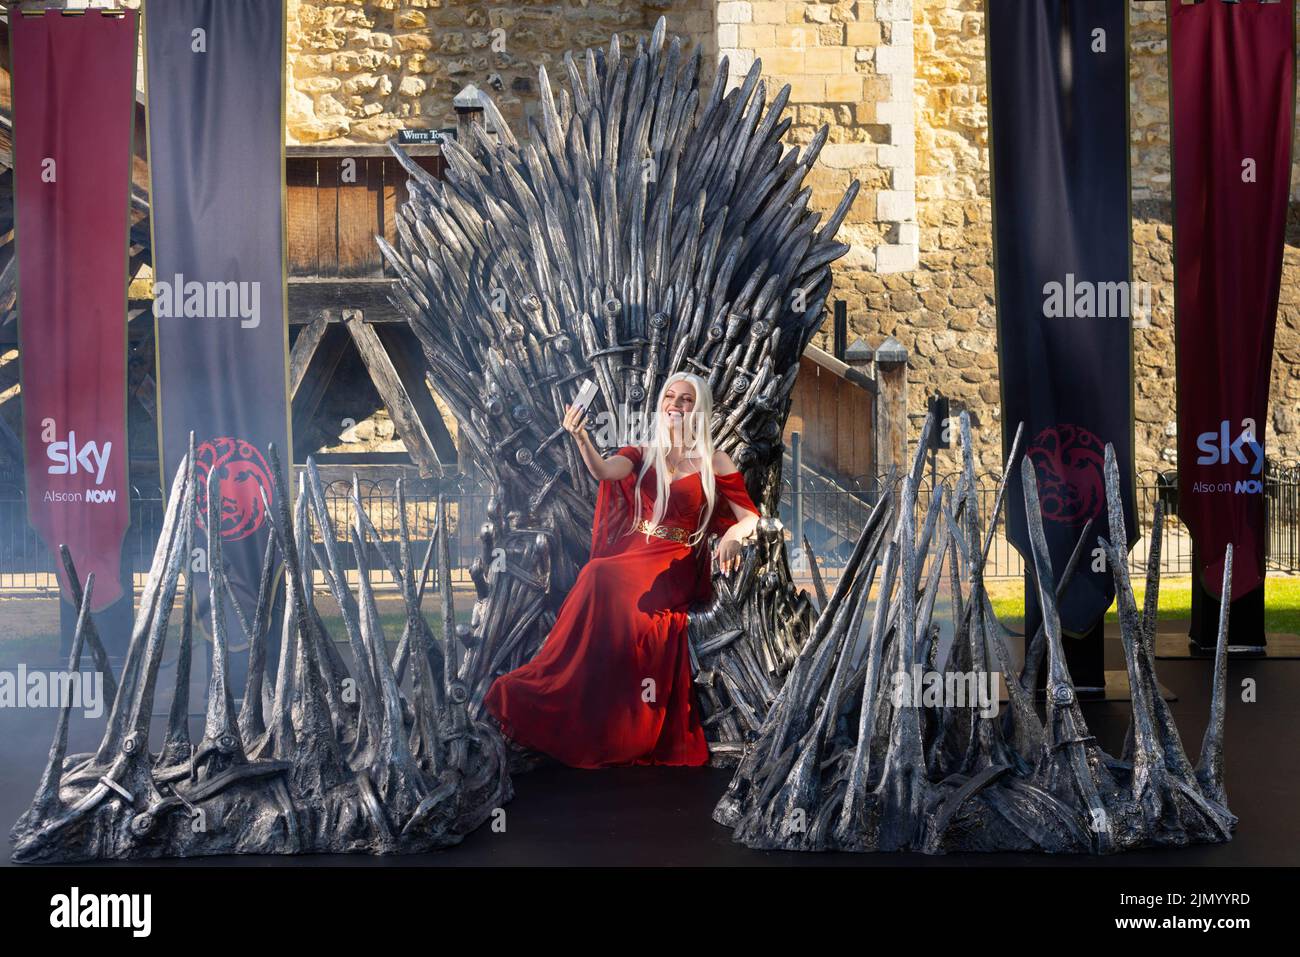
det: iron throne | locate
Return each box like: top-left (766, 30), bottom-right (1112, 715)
top-left (377, 16), bottom-right (859, 762)
top-left (8, 18), bottom-right (1238, 862)
top-left (10, 18), bottom-right (856, 861)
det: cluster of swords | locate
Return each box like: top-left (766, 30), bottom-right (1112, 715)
top-left (376, 18), bottom-right (856, 762)
top-left (10, 437), bottom-right (511, 862)
top-left (11, 16), bottom-right (1233, 860)
top-left (715, 411), bottom-right (1236, 853)
top-left (380, 17), bottom-right (858, 518)
top-left (11, 19), bottom-right (857, 860)
top-left (686, 518), bottom-right (817, 763)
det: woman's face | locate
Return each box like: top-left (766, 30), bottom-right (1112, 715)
top-left (662, 380), bottom-right (696, 428)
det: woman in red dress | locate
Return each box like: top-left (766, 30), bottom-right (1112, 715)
top-left (483, 372), bottom-right (762, 768)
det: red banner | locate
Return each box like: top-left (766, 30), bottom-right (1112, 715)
top-left (1170, 0), bottom-right (1294, 601)
top-left (11, 10), bottom-right (137, 611)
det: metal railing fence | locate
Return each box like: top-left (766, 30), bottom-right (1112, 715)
top-left (1, 460), bottom-right (1296, 595)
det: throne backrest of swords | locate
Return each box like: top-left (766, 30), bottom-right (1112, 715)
top-left (379, 17), bottom-right (859, 753)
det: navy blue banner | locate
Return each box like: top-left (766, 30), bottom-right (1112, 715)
top-left (145, 0), bottom-right (291, 650)
top-left (986, 0), bottom-right (1136, 634)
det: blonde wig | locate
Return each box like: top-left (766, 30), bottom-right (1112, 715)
top-left (628, 372), bottom-right (718, 549)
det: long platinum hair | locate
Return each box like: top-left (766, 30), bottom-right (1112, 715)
top-left (630, 372), bottom-right (718, 549)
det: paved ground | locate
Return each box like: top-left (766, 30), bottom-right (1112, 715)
top-left (0, 598), bottom-right (1296, 866)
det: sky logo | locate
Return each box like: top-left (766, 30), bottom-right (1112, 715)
top-left (1195, 420), bottom-right (1263, 476)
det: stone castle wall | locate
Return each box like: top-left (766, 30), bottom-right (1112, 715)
top-left (286, 0), bottom-right (716, 143)
top-left (280, 1), bottom-right (1300, 474)
top-left (92, 0), bottom-right (1300, 471)
top-left (816, 0), bottom-right (1299, 474)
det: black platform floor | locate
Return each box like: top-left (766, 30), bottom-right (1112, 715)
top-left (2, 645), bottom-right (1296, 867)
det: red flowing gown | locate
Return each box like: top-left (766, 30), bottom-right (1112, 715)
top-left (483, 444), bottom-right (761, 768)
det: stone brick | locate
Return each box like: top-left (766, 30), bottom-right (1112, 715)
top-left (718, 2), bottom-right (754, 24)
top-left (393, 33), bottom-right (433, 52)
top-left (824, 74), bottom-right (865, 102)
top-left (788, 76), bottom-right (827, 103)
top-left (846, 21), bottom-right (882, 47)
top-left (738, 24), bottom-right (777, 47)
top-left (774, 25), bottom-right (815, 49)
top-left (297, 76), bottom-right (343, 93)
top-left (399, 75), bottom-right (427, 97)
top-left (764, 47), bottom-right (807, 75)
top-left (820, 142), bottom-right (876, 169)
top-left (876, 0), bottom-right (913, 19)
top-left (876, 243), bottom-right (919, 273)
top-left (889, 122), bottom-right (915, 147)
top-left (877, 189), bottom-right (916, 222)
top-left (876, 100), bottom-right (913, 126)
top-left (874, 44), bottom-right (914, 75)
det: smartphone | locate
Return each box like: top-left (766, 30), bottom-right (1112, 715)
top-left (572, 379), bottom-right (598, 413)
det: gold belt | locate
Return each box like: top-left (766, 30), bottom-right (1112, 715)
top-left (634, 519), bottom-right (690, 543)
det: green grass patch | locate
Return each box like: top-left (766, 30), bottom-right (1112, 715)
top-left (988, 576), bottom-right (1300, 634)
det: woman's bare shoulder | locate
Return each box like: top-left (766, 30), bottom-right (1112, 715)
top-left (712, 449), bottom-right (738, 475)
